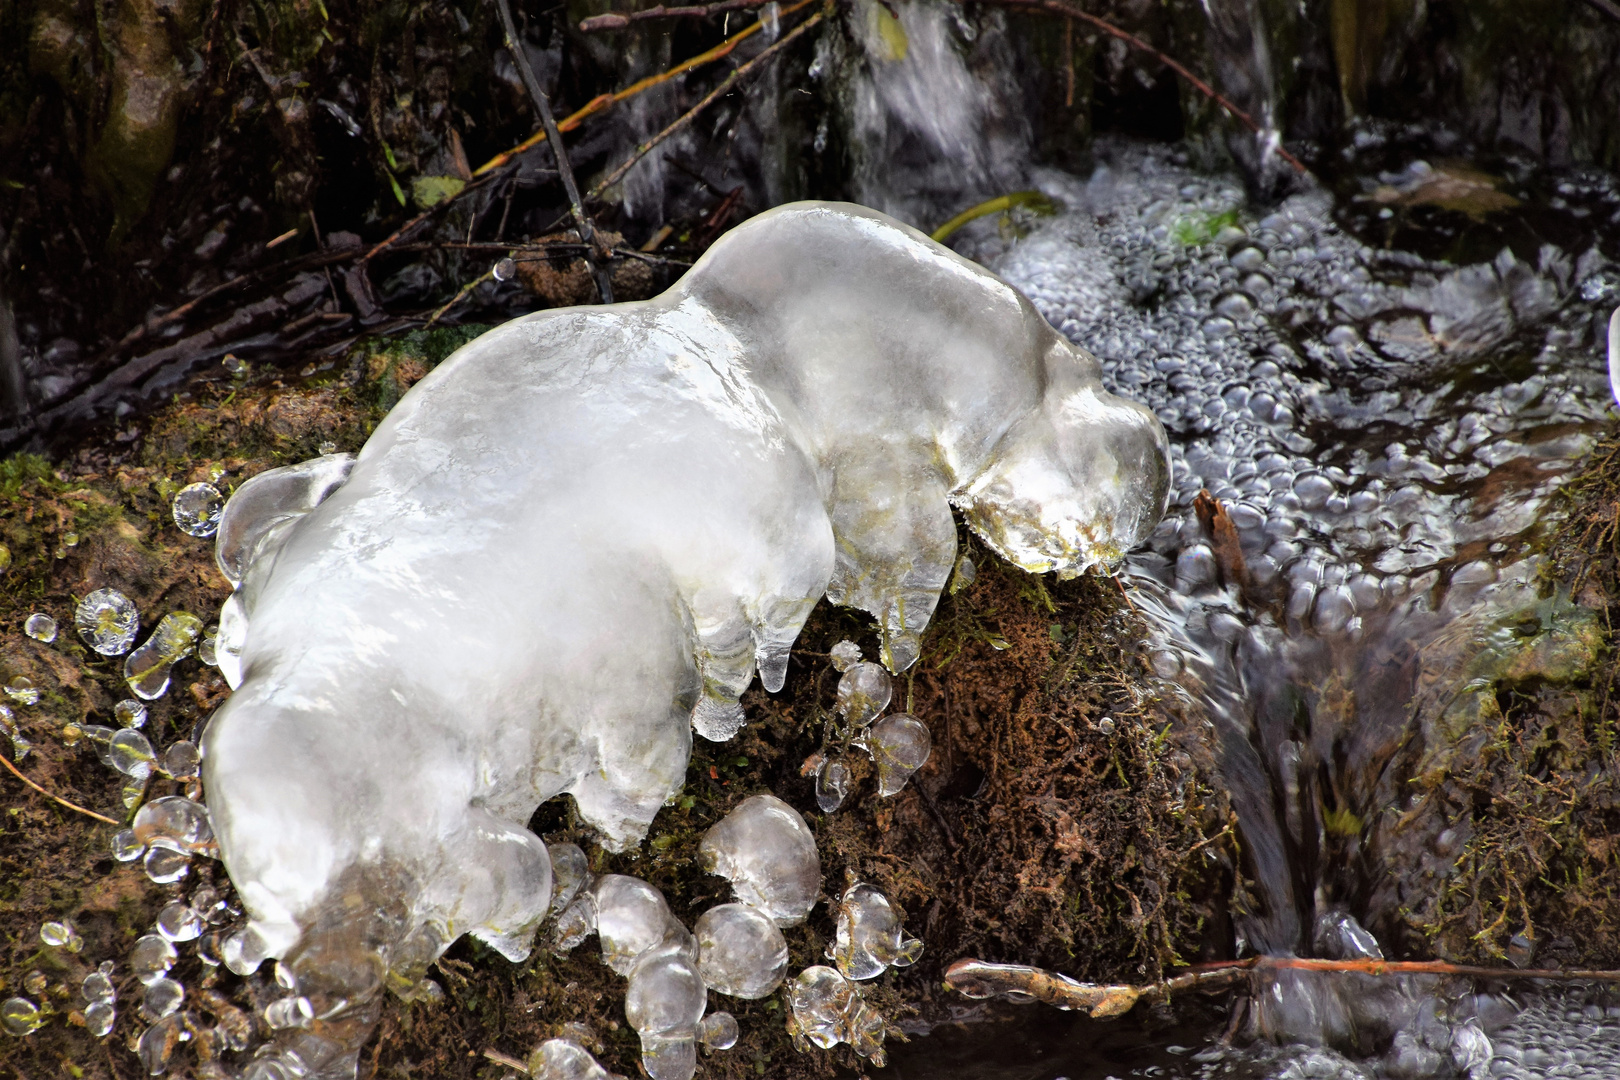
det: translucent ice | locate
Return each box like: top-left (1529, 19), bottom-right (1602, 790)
top-left (593, 875), bottom-right (689, 975)
top-left (76, 589), bottom-right (139, 655)
top-left (130, 934), bottom-right (178, 985)
top-left (1, 996), bottom-right (43, 1036)
top-left (198, 203), bottom-right (1167, 1074)
top-left (547, 842), bottom-right (591, 917)
top-left (786, 965), bottom-right (887, 1065)
top-left (697, 1010), bottom-right (738, 1050)
top-left (625, 946), bottom-right (706, 1080)
top-left (832, 882), bottom-right (922, 980)
top-left (698, 794), bottom-right (821, 926)
top-left (172, 482), bottom-right (224, 537)
top-left (694, 903), bottom-right (789, 999)
top-left (828, 639), bottom-right (862, 672)
top-left (528, 1038), bottom-right (615, 1080)
top-left (865, 713), bottom-right (932, 795)
top-left (123, 612), bottom-right (202, 700)
top-left (815, 757), bottom-right (852, 812)
top-left (40, 919), bottom-right (83, 952)
top-left (24, 612), bottom-right (56, 642)
top-left (835, 661), bottom-right (891, 725)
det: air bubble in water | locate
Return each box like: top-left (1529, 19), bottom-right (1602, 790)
top-left (24, 613), bottom-right (56, 643)
top-left (143, 847), bottom-right (191, 884)
top-left (698, 794), bottom-right (820, 926)
top-left (835, 662), bottom-right (891, 725)
top-left (156, 901), bottom-right (205, 942)
top-left (697, 1010), bottom-right (739, 1050)
top-left (695, 903), bottom-right (788, 999)
top-left (815, 756), bottom-right (852, 813)
top-left (172, 483), bottom-right (224, 537)
top-left (140, 977), bottom-right (184, 1021)
top-left (114, 699), bottom-right (148, 728)
top-left (1, 997), bottom-right (43, 1036)
top-left (75, 589), bottom-right (140, 655)
top-left (832, 883), bottom-right (922, 980)
top-left (123, 612), bottom-right (203, 700)
top-left (130, 934), bottom-right (178, 985)
top-left (4, 676), bottom-right (39, 706)
top-left (867, 713), bottom-right (931, 796)
top-left (40, 920), bottom-right (83, 952)
top-left (828, 640), bottom-right (862, 672)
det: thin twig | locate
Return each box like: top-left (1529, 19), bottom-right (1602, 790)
top-left (424, 269), bottom-right (495, 328)
top-left (482, 1048), bottom-right (529, 1073)
top-left (974, 0), bottom-right (1308, 176)
top-left (0, 753), bottom-right (120, 825)
top-left (490, 0), bottom-right (614, 303)
top-left (590, 9), bottom-right (824, 199)
top-left (580, 0), bottom-right (776, 31)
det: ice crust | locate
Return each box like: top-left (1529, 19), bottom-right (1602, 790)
top-left (198, 201), bottom-right (1169, 1074)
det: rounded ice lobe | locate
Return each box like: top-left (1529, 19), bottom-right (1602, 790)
top-left (76, 589), bottom-right (139, 655)
top-left (815, 757), bottom-right (852, 813)
top-left (130, 934), bottom-right (177, 986)
top-left (134, 796), bottom-right (215, 853)
top-left (593, 875), bottom-right (685, 975)
top-left (172, 482), bottom-right (224, 538)
top-left (627, 947), bottom-right (706, 1080)
top-left (109, 728), bottom-right (155, 778)
top-left (833, 882), bottom-right (922, 980)
top-left (835, 662), bottom-right (891, 726)
top-left (695, 903), bottom-right (789, 999)
top-left (527, 1038), bottom-right (614, 1080)
top-left (24, 612), bottom-right (56, 643)
top-left (698, 795), bottom-right (821, 926)
top-left (697, 1010), bottom-right (739, 1050)
top-left (866, 713), bottom-right (932, 796)
top-left (123, 612), bottom-right (203, 700)
top-left (547, 842), bottom-right (591, 917)
top-left (828, 640), bottom-right (862, 672)
top-left (786, 966), bottom-right (854, 1049)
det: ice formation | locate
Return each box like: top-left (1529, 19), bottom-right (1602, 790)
top-left (1610, 304), bottom-right (1620, 407)
top-left (785, 965), bottom-right (888, 1065)
top-left (694, 903), bottom-right (789, 999)
top-left (698, 794), bottom-right (821, 926)
top-left (864, 713), bottom-right (932, 795)
top-left (197, 202), bottom-right (1169, 1076)
top-left (831, 882), bottom-right (922, 980)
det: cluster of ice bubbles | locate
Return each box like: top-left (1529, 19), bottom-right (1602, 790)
top-left (814, 640), bottom-right (933, 812)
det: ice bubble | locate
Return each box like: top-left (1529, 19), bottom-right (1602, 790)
top-left (143, 847), bottom-right (191, 885)
top-left (4, 676), bottom-right (39, 706)
top-left (76, 589), bottom-right (140, 655)
top-left (112, 828), bottom-right (145, 861)
top-left (815, 757), bottom-right (852, 813)
top-left (131, 934), bottom-right (178, 985)
top-left (835, 662), bottom-right (891, 726)
top-left (161, 741), bottom-right (201, 780)
top-left (1, 996), bottom-right (43, 1036)
top-left (547, 842), bottom-right (591, 917)
top-left (83, 966), bottom-right (116, 1004)
top-left (124, 612), bottom-right (203, 700)
top-left (527, 1038), bottom-right (614, 1080)
top-left (832, 882), bottom-right (922, 980)
top-left (698, 794), bottom-right (820, 926)
top-left (136, 1012), bottom-right (187, 1074)
top-left (593, 875), bottom-right (685, 975)
top-left (866, 713), bottom-right (932, 796)
top-left (114, 699), bottom-right (148, 728)
top-left (697, 1010), bottom-right (738, 1051)
top-left (695, 903), bottom-right (789, 999)
top-left (0, 704), bottom-right (28, 761)
top-left (264, 995), bottom-right (314, 1029)
top-left (24, 612), bottom-right (56, 642)
top-left (85, 999), bottom-right (116, 1038)
top-left (638, 1034), bottom-right (697, 1080)
top-left (553, 892), bottom-right (598, 954)
top-left (786, 964), bottom-right (886, 1063)
top-left (828, 640), bottom-right (862, 672)
top-left (156, 902), bottom-right (206, 943)
top-left (173, 482), bottom-right (225, 538)
top-left (140, 977), bottom-right (184, 1021)
top-left (625, 947), bottom-right (707, 1036)
top-left (197, 633), bottom-right (217, 667)
top-left (40, 919), bottom-right (84, 952)
top-left (222, 925), bottom-right (270, 976)
top-left (109, 728), bottom-right (155, 778)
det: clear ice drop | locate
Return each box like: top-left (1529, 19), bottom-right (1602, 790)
top-left (867, 713), bottom-right (932, 796)
top-left (835, 661), bottom-right (891, 726)
top-left (832, 882), bottom-right (922, 980)
top-left (815, 757), bottom-right (852, 813)
top-left (24, 612), bottom-right (56, 642)
top-left (123, 612), bottom-right (203, 700)
top-left (134, 795), bottom-right (215, 853)
top-left (698, 794), bottom-right (821, 926)
top-left (828, 639), bottom-right (861, 672)
top-left (1, 996), bottom-right (43, 1036)
top-left (76, 589), bottom-right (140, 655)
top-left (695, 902), bottom-right (788, 999)
top-left (130, 933), bottom-right (178, 985)
top-left (697, 1010), bottom-right (739, 1050)
top-left (172, 482), bottom-right (224, 537)
top-left (592, 875), bottom-right (685, 976)
top-left (527, 1038), bottom-right (614, 1080)
top-left (114, 699), bottom-right (148, 728)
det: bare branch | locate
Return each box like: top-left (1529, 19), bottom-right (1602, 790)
top-left (580, 0), bottom-right (776, 32)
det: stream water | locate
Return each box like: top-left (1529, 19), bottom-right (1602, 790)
top-left (842, 3), bottom-right (1620, 1071)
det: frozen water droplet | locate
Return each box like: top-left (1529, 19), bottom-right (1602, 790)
top-left (546, 842), bottom-right (590, 917)
top-left (173, 483), bottom-right (224, 537)
top-left (4, 676), bottom-right (39, 706)
top-left (0, 703), bottom-right (27, 762)
top-left (867, 713), bottom-right (931, 796)
top-left (638, 1033), bottom-right (697, 1080)
top-left (112, 828), bottom-right (145, 862)
top-left (828, 640), bottom-right (861, 672)
top-left (593, 876), bottom-right (685, 975)
top-left (22, 972), bottom-right (45, 995)
top-left (24, 613), bottom-right (56, 642)
top-left (493, 257), bottom-right (516, 281)
top-left (156, 902), bottom-right (205, 943)
top-left (40, 920), bottom-right (84, 952)
top-left (75, 589), bottom-right (140, 655)
top-left (1, 996), bottom-right (43, 1036)
top-left (222, 354), bottom-right (247, 375)
top-left (114, 699), bottom-right (149, 728)
top-left (697, 1010), bottom-right (738, 1050)
top-left (109, 728), bottom-right (155, 778)
top-left (318, 441), bottom-right (338, 455)
top-left (833, 883), bottom-right (922, 980)
top-left (695, 903), bottom-right (788, 999)
top-left (121, 773), bottom-right (148, 810)
top-left (197, 635), bottom-right (217, 667)
top-left (140, 977), bottom-right (184, 1021)
top-left (527, 1038), bottom-right (613, 1080)
top-left (786, 966), bottom-right (856, 1050)
top-left (222, 925), bottom-right (270, 976)
top-left (264, 995), bottom-right (314, 1029)
top-left (130, 934), bottom-right (178, 985)
top-left (161, 741), bottom-right (201, 780)
top-left (949, 554), bottom-right (977, 594)
top-left (815, 756), bottom-right (852, 813)
top-left (143, 846), bottom-right (191, 885)
top-left (552, 892), bottom-right (598, 954)
top-left (698, 794), bottom-right (821, 926)
top-left (1096, 717), bottom-right (1116, 735)
top-left (82, 970), bottom-right (116, 1004)
top-left (625, 948), bottom-right (706, 1037)
top-left (136, 1012), bottom-right (186, 1074)
top-left (123, 612), bottom-right (203, 700)
top-left (85, 999), bottom-right (116, 1038)
top-left (835, 662), bottom-right (891, 726)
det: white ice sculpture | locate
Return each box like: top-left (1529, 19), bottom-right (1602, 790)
top-left (199, 201), bottom-right (1170, 1077)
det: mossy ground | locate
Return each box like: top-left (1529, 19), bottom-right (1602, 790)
top-left (0, 338), bottom-right (1226, 1079)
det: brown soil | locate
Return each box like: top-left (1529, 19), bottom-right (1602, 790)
top-left (0, 334), bottom-right (1228, 1079)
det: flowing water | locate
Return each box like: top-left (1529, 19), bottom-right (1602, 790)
top-left (833, 2), bottom-right (1620, 1073)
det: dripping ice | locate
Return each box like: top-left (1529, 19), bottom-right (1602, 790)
top-left (197, 201), bottom-right (1170, 1076)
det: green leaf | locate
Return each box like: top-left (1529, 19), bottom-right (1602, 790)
top-left (410, 174), bottom-right (466, 209)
